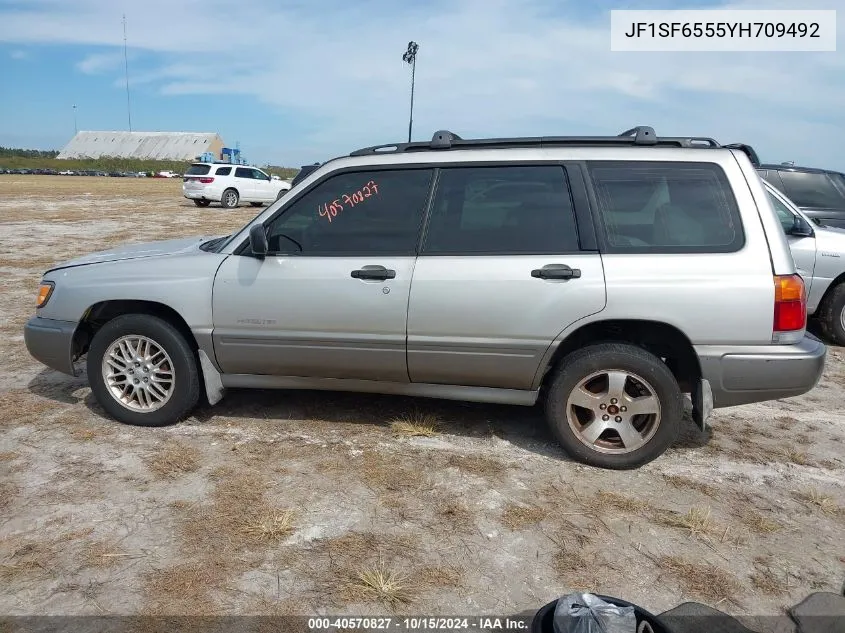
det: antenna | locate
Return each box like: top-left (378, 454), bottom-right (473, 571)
top-left (122, 14), bottom-right (132, 132)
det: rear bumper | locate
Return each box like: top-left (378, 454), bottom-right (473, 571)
top-left (24, 316), bottom-right (78, 376)
top-left (695, 333), bottom-right (826, 408)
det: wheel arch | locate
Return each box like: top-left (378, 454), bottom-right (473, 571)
top-left (536, 319), bottom-right (702, 394)
top-left (816, 271), bottom-right (845, 312)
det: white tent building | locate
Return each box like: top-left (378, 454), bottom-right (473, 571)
top-left (57, 131), bottom-right (225, 161)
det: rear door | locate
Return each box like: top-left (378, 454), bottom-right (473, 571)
top-left (407, 164), bottom-right (606, 390)
top-left (234, 167), bottom-right (257, 201)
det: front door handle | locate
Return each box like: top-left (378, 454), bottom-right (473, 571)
top-left (351, 265), bottom-right (396, 281)
top-left (531, 264), bottom-right (581, 280)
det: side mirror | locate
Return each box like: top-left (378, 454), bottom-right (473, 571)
top-left (790, 215), bottom-right (814, 238)
top-left (248, 224), bottom-right (268, 257)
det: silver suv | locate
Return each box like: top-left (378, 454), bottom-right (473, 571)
top-left (23, 127), bottom-right (826, 470)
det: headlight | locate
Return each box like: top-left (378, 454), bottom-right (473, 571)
top-left (36, 281), bottom-right (54, 308)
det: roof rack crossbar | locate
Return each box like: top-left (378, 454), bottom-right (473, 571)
top-left (348, 127), bottom-right (734, 157)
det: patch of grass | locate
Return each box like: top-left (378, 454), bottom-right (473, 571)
top-left (750, 557), bottom-right (787, 596)
top-left (656, 507), bottom-right (717, 538)
top-left (662, 474), bottom-right (719, 499)
top-left (736, 509), bottom-right (781, 534)
top-left (589, 491), bottom-right (650, 514)
top-left (0, 539), bottom-right (56, 580)
top-left (783, 449), bottom-right (812, 466)
top-left (358, 451), bottom-right (422, 493)
top-left (82, 541), bottom-right (129, 569)
top-left (445, 454), bottom-right (507, 478)
top-left (795, 489), bottom-right (841, 516)
top-left (500, 503), bottom-right (547, 530)
top-left (658, 556), bottom-right (743, 605)
top-left (143, 562), bottom-right (224, 616)
top-left (239, 509), bottom-right (296, 542)
top-left (0, 451), bottom-right (20, 461)
top-left (390, 412), bottom-right (440, 437)
top-left (146, 442), bottom-right (201, 478)
top-left (435, 500), bottom-right (475, 531)
top-left (0, 482), bottom-right (20, 511)
top-left (553, 548), bottom-right (601, 592)
top-left (775, 416), bottom-right (798, 430)
top-left (348, 563), bottom-right (411, 607)
top-left (416, 564), bottom-right (462, 588)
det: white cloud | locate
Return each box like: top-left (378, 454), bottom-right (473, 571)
top-left (76, 51), bottom-right (126, 74)
top-left (0, 0), bottom-right (843, 167)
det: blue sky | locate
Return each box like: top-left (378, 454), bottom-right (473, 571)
top-left (0, 0), bottom-right (842, 169)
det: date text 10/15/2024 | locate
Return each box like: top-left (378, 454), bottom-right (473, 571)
top-left (318, 180), bottom-right (380, 223)
top-left (307, 616), bottom-right (529, 630)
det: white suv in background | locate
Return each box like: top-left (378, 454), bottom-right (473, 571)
top-left (182, 163), bottom-right (292, 208)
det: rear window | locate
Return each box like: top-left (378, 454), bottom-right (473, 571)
top-left (588, 161), bottom-right (744, 253)
top-left (779, 171), bottom-right (845, 209)
top-left (186, 164), bottom-right (211, 176)
top-left (215, 166), bottom-right (232, 176)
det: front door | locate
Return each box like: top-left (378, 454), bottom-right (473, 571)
top-left (234, 167), bottom-right (257, 201)
top-left (251, 168), bottom-right (275, 202)
top-left (767, 187), bottom-right (817, 293)
top-left (407, 164), bottom-right (606, 390)
top-left (212, 167), bottom-right (434, 381)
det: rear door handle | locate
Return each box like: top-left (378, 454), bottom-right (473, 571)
top-left (351, 265), bottom-right (396, 281)
top-left (531, 264), bottom-right (581, 280)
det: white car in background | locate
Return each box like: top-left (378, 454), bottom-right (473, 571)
top-left (182, 163), bottom-right (292, 208)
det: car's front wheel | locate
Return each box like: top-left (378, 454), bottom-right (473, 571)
top-left (544, 343), bottom-right (682, 470)
top-left (87, 314), bottom-right (200, 427)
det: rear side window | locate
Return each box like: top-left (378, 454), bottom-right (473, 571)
top-left (215, 166), bottom-right (232, 176)
top-left (186, 164), bottom-right (211, 176)
top-left (235, 167), bottom-right (253, 179)
top-left (588, 161), bottom-right (744, 253)
top-left (778, 171), bottom-right (845, 209)
top-left (423, 165), bottom-right (580, 254)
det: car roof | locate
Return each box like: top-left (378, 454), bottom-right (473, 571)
top-left (759, 163), bottom-right (844, 176)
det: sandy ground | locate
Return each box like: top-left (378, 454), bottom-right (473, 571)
top-left (0, 176), bottom-right (843, 624)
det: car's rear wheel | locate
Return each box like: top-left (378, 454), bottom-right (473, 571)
top-left (818, 283), bottom-right (845, 346)
top-left (249, 202), bottom-right (263, 207)
top-left (193, 199), bottom-right (211, 207)
top-left (544, 343), bottom-right (682, 470)
top-left (221, 188), bottom-right (239, 209)
top-left (276, 189), bottom-right (287, 201)
top-left (87, 314), bottom-right (200, 427)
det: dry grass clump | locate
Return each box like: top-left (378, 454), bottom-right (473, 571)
top-left (589, 491), bottom-right (650, 514)
top-left (794, 488), bottom-right (841, 515)
top-left (783, 448), bottom-right (812, 466)
top-left (435, 499), bottom-right (475, 531)
top-left (146, 443), bottom-right (201, 478)
top-left (416, 564), bottom-right (462, 588)
top-left (0, 539), bottom-right (56, 580)
top-left (501, 503), bottom-right (547, 529)
top-left (662, 474), bottom-right (719, 499)
top-left (82, 540), bottom-right (129, 569)
top-left (553, 548), bottom-right (602, 592)
top-left (390, 412), bottom-right (440, 437)
top-left (445, 453), bottom-right (507, 478)
top-left (347, 562), bottom-right (412, 607)
top-left (144, 562), bottom-right (225, 616)
top-left (736, 509), bottom-right (781, 534)
top-left (238, 509), bottom-right (296, 542)
top-left (656, 507), bottom-right (718, 539)
top-left (750, 557), bottom-right (787, 596)
top-left (658, 556), bottom-right (743, 604)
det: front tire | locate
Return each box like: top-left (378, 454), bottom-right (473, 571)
top-left (193, 199), bottom-right (211, 207)
top-left (818, 283), bottom-right (845, 346)
top-left (221, 188), bottom-right (239, 209)
top-left (544, 343), bottom-right (683, 470)
top-left (87, 314), bottom-right (200, 427)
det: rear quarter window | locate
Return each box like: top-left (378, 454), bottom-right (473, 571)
top-left (185, 164), bottom-right (211, 176)
top-left (587, 161), bottom-right (745, 254)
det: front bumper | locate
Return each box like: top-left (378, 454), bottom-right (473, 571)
top-left (24, 316), bottom-right (79, 376)
top-left (696, 333), bottom-right (826, 408)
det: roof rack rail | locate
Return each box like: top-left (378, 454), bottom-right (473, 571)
top-left (348, 126), bottom-right (733, 157)
top-left (723, 143), bottom-right (760, 167)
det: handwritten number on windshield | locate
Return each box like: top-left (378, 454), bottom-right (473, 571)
top-left (318, 181), bottom-right (379, 223)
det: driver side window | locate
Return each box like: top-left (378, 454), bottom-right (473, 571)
top-left (265, 168), bottom-right (433, 255)
top-left (767, 191), bottom-right (795, 234)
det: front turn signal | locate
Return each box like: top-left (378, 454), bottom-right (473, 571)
top-left (36, 282), bottom-right (54, 308)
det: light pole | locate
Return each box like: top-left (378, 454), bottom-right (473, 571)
top-left (402, 41), bottom-right (419, 143)
top-left (72, 104), bottom-right (77, 135)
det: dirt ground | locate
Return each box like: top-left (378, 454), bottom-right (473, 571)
top-left (1, 176), bottom-right (843, 624)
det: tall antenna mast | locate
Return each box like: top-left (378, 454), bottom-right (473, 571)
top-left (122, 14), bottom-right (132, 132)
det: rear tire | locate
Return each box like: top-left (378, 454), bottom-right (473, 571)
top-left (87, 314), bottom-right (200, 427)
top-left (818, 283), bottom-right (845, 346)
top-left (193, 199), bottom-right (210, 207)
top-left (544, 343), bottom-right (683, 470)
top-left (276, 189), bottom-right (288, 201)
top-left (249, 202), bottom-right (263, 207)
top-left (221, 188), bottom-right (239, 209)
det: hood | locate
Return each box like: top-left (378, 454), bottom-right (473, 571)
top-left (46, 235), bottom-right (223, 272)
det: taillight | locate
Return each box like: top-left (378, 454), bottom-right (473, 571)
top-left (773, 274), bottom-right (806, 332)
top-left (198, 177), bottom-right (214, 184)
